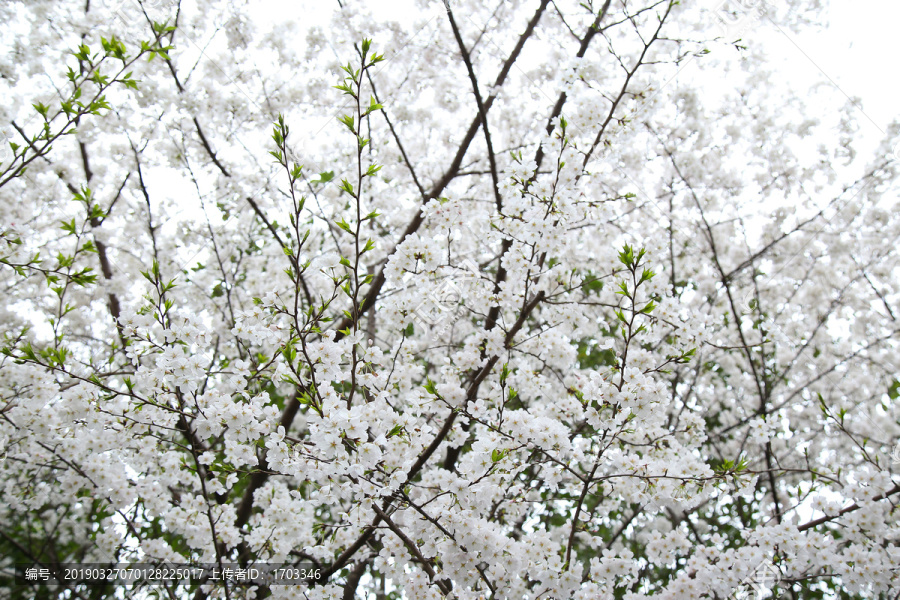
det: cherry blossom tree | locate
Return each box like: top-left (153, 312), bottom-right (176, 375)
top-left (1, 0), bottom-right (899, 598)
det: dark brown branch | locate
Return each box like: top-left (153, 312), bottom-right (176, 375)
top-left (534, 0), bottom-right (611, 173)
top-left (371, 504), bottom-right (451, 595)
top-left (233, 386), bottom-right (305, 531)
top-left (342, 560), bottom-right (370, 600)
top-left (328, 0), bottom-right (551, 341)
top-left (797, 484), bottom-right (900, 532)
top-left (580, 0), bottom-right (670, 171)
top-left (245, 196), bottom-right (313, 307)
top-left (365, 72), bottom-right (426, 199)
top-left (192, 116), bottom-right (231, 177)
top-left (446, 3), bottom-right (505, 212)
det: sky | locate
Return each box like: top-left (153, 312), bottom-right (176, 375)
top-left (795, 2), bottom-right (899, 132)
top-left (754, 1), bottom-right (900, 156)
top-left (110, 0), bottom-right (900, 323)
top-left (247, 0), bottom-right (899, 156)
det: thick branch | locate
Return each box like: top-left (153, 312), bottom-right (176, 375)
top-left (797, 484), bottom-right (900, 532)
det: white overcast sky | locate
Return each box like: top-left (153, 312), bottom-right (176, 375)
top-left (251, 0), bottom-right (900, 153)
top-left (750, 1), bottom-right (899, 158)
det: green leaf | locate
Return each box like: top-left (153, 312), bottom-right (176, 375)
top-left (335, 218), bottom-right (353, 234)
top-left (583, 277), bottom-right (603, 295)
top-left (888, 380), bottom-right (900, 400)
top-left (333, 83), bottom-right (354, 96)
top-left (365, 95), bottom-right (383, 116)
top-left (618, 244), bottom-right (634, 268)
top-left (315, 171), bottom-right (335, 185)
top-left (500, 363), bottom-right (510, 386)
top-left (89, 203), bottom-right (107, 221)
top-left (32, 102), bottom-right (50, 119)
top-left (338, 114), bottom-right (355, 132)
